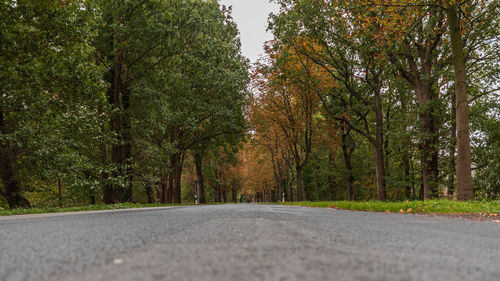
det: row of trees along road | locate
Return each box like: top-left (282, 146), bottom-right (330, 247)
top-left (0, 0), bottom-right (248, 209)
top-left (1, 0), bottom-right (499, 209)
top-left (240, 0), bottom-right (499, 202)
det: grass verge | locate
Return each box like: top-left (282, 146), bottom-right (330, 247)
top-left (0, 203), bottom-right (187, 216)
top-left (278, 200), bottom-right (500, 215)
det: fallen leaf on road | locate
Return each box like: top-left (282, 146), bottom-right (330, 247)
top-left (113, 258), bottom-right (123, 265)
top-left (491, 220), bottom-right (500, 223)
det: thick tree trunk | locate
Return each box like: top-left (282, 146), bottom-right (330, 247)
top-left (446, 5), bottom-right (473, 201)
top-left (420, 109), bottom-right (439, 200)
top-left (0, 112), bottom-right (31, 209)
top-left (410, 77), bottom-right (439, 200)
top-left (172, 153), bottom-right (183, 204)
top-left (194, 152), bottom-right (206, 204)
top-left (0, 149), bottom-right (31, 209)
top-left (374, 87), bottom-right (386, 201)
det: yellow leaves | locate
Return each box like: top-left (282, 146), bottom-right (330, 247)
top-left (397, 207), bottom-right (413, 214)
top-left (349, 0), bottom-right (426, 47)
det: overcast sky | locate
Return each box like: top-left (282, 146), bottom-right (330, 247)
top-left (218, 0), bottom-right (280, 63)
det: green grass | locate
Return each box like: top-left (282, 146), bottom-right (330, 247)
top-left (0, 203), bottom-right (187, 216)
top-left (3, 200), bottom-right (498, 216)
top-left (277, 200), bottom-right (500, 215)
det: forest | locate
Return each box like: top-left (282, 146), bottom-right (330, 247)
top-left (1, 0), bottom-right (499, 210)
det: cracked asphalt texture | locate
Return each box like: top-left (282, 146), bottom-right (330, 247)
top-left (1, 204), bottom-right (499, 281)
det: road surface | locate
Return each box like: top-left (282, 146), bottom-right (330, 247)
top-left (1, 204), bottom-right (499, 281)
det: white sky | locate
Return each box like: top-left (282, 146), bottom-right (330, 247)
top-left (218, 0), bottom-right (280, 63)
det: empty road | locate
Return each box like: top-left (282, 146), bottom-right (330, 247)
top-left (1, 204), bottom-right (499, 281)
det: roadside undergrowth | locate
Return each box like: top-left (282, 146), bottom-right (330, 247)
top-left (278, 200), bottom-right (500, 216)
top-left (0, 203), bottom-right (186, 216)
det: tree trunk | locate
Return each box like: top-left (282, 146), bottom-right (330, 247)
top-left (286, 168), bottom-right (293, 202)
top-left (0, 149), bottom-right (31, 209)
top-left (279, 178), bottom-right (285, 202)
top-left (105, 9), bottom-right (133, 204)
top-left (403, 151), bottom-right (411, 200)
top-left (342, 144), bottom-right (355, 201)
top-left (232, 181), bottom-right (238, 203)
top-left (145, 179), bottom-right (154, 204)
top-left (172, 153), bottom-right (183, 204)
top-left (446, 4), bottom-right (473, 201)
top-left (328, 151), bottom-right (335, 201)
top-left (374, 87), bottom-right (386, 201)
top-left (447, 90), bottom-right (457, 197)
top-left (167, 168), bottom-right (174, 204)
top-left (419, 167), bottom-right (425, 200)
top-left (159, 167), bottom-right (167, 204)
top-left (222, 187), bottom-right (227, 203)
top-left (393, 21), bottom-right (443, 200)
top-left (117, 86), bottom-right (133, 203)
top-left (194, 152), bottom-right (206, 204)
top-left (57, 180), bottom-right (63, 208)
top-left (0, 112), bottom-right (31, 209)
top-left (341, 123), bottom-right (355, 201)
top-left (105, 20), bottom-right (123, 204)
top-left (296, 164), bottom-right (304, 201)
top-left (420, 108), bottom-right (439, 200)
top-left (216, 185), bottom-right (222, 203)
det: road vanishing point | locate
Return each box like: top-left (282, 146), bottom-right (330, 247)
top-left (1, 204), bottom-right (499, 281)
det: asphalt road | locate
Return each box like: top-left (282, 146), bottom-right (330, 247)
top-left (1, 204), bottom-right (499, 281)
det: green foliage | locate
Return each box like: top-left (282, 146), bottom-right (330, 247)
top-left (1, 0), bottom-right (108, 208)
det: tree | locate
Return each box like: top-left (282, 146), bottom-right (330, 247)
top-left (0, 0), bottom-right (106, 208)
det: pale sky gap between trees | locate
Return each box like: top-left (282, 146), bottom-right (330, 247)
top-left (218, 0), bottom-right (280, 63)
